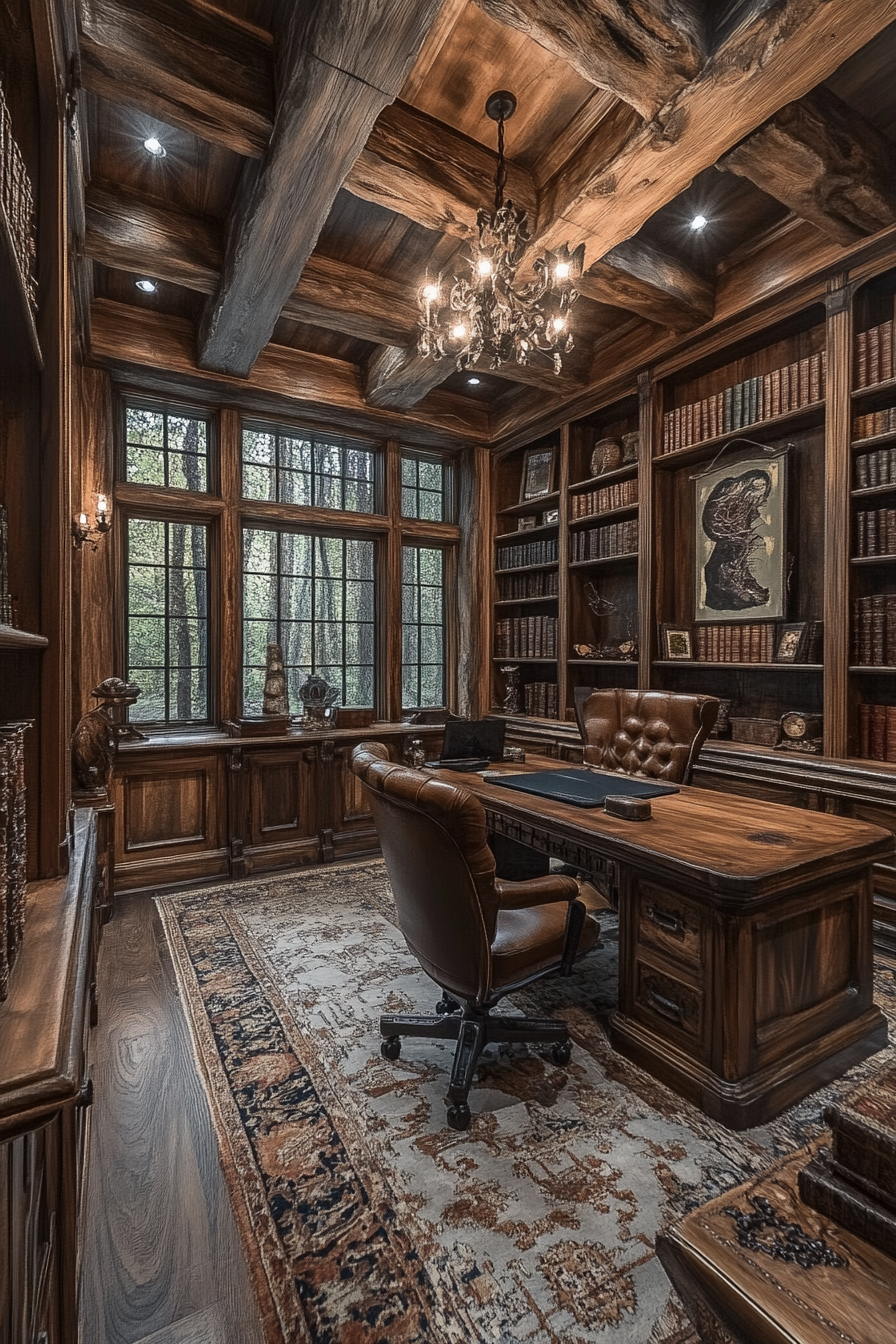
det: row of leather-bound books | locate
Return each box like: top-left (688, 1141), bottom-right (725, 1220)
top-left (494, 616), bottom-right (557, 659)
top-left (855, 507), bottom-right (896, 556)
top-left (496, 570), bottom-right (558, 601)
top-left (660, 351), bottom-right (826, 453)
top-left (853, 406), bottom-right (896, 442)
top-left (694, 622), bottom-right (778, 664)
top-left (522, 682), bottom-right (558, 719)
top-left (0, 724), bottom-right (28, 1003)
top-left (570, 519), bottom-right (638, 562)
top-left (857, 702), bottom-right (896, 762)
top-left (569, 477), bottom-right (638, 518)
top-left (495, 536), bottom-right (558, 571)
top-left (855, 444), bottom-right (896, 487)
top-left (855, 319), bottom-right (895, 389)
top-left (852, 596), bottom-right (896, 666)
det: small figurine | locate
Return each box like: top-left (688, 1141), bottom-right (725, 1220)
top-left (500, 664), bottom-right (522, 715)
top-left (263, 643), bottom-right (289, 717)
top-left (295, 673), bottom-right (339, 729)
top-left (403, 738), bottom-right (426, 768)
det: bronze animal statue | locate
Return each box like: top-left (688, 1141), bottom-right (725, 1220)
top-left (71, 677), bottom-right (143, 792)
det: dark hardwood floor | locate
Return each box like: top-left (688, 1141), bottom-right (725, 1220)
top-left (79, 892), bottom-right (266, 1344)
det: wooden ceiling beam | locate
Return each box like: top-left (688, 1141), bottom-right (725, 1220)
top-left (472, 0), bottom-right (707, 120)
top-left (197, 0), bottom-right (445, 378)
top-left (363, 341), bottom-right (584, 411)
top-left (718, 88), bottom-right (896, 246)
top-left (577, 237), bottom-right (714, 331)
top-left (533, 0), bottom-right (896, 265)
top-left (77, 0), bottom-right (274, 158)
top-left (88, 299), bottom-right (489, 446)
top-left (344, 99), bottom-right (538, 241)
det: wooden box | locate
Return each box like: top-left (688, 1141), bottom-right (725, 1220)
top-left (799, 1149), bottom-right (896, 1259)
top-left (823, 1065), bottom-right (896, 1208)
top-left (730, 716), bottom-right (781, 747)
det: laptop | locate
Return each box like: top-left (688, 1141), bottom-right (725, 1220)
top-left (427, 719), bottom-right (506, 772)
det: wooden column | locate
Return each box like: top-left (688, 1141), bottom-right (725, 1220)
top-left (637, 368), bottom-right (659, 691)
top-left (72, 365), bottom-right (115, 720)
top-left (457, 443), bottom-right (491, 720)
top-left (217, 408), bottom-right (242, 724)
top-left (384, 439), bottom-right (403, 722)
top-left (823, 275), bottom-right (854, 759)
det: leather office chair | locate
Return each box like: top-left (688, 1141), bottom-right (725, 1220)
top-left (573, 687), bottom-right (718, 785)
top-left (351, 741), bottom-right (599, 1131)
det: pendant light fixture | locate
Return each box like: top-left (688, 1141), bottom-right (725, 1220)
top-left (417, 91), bottom-right (585, 375)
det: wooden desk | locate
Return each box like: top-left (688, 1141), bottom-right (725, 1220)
top-left (656, 1143), bottom-right (896, 1344)
top-left (436, 760), bottom-right (894, 1130)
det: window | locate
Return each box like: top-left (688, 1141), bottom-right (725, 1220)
top-left (402, 545), bottom-right (446, 708)
top-left (126, 518), bottom-right (210, 723)
top-left (243, 527), bottom-right (375, 711)
top-left (125, 404), bottom-right (209, 491)
top-left (401, 452), bottom-right (448, 521)
top-left (242, 423), bottom-right (376, 513)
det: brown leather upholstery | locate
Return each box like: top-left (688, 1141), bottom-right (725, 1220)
top-left (350, 741), bottom-right (598, 1127)
top-left (573, 687), bottom-right (718, 784)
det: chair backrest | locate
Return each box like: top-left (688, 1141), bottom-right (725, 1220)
top-left (573, 687), bottom-right (718, 783)
top-left (351, 742), bottom-right (499, 1002)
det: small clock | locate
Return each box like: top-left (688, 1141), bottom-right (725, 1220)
top-left (781, 712), bottom-right (823, 740)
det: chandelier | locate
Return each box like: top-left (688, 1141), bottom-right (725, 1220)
top-left (417, 91), bottom-right (585, 375)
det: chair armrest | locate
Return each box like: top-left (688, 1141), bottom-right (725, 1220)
top-left (494, 874), bottom-right (580, 909)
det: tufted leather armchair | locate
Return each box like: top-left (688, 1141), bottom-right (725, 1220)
top-left (573, 687), bottom-right (718, 784)
top-left (351, 740), bottom-right (598, 1131)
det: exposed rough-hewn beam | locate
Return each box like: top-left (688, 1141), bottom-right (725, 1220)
top-left (345, 100), bottom-right (537, 240)
top-left (197, 0), bottom-right (445, 378)
top-left (83, 182), bottom-right (222, 290)
top-left (533, 0), bottom-right (896, 265)
top-left (89, 299), bottom-right (488, 446)
top-left (78, 0), bottom-right (274, 158)
top-left (578, 237), bottom-right (714, 331)
top-left (473, 0), bottom-right (707, 120)
top-left (364, 341), bottom-right (584, 411)
top-left (718, 88), bottom-right (896, 246)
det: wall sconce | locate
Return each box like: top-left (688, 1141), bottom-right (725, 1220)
top-left (72, 494), bottom-right (112, 551)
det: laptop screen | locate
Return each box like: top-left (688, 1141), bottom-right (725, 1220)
top-left (441, 718), bottom-right (506, 762)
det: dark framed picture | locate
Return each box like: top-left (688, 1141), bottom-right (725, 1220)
top-left (660, 624), bottom-right (693, 660)
top-left (542, 508), bottom-right (559, 525)
top-left (774, 621), bottom-right (807, 663)
top-left (520, 446), bottom-right (555, 502)
top-left (517, 515), bottom-right (537, 531)
top-left (694, 451), bottom-right (787, 623)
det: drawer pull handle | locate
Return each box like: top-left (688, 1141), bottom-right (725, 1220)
top-left (646, 905), bottom-right (684, 936)
top-left (648, 986), bottom-right (684, 1022)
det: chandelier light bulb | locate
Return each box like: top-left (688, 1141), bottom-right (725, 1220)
top-left (422, 283), bottom-right (439, 301)
top-left (451, 324), bottom-right (467, 340)
top-left (477, 258), bottom-right (493, 277)
top-left (552, 316), bottom-right (565, 332)
top-left (555, 262), bottom-right (570, 280)
top-left (143, 136), bottom-right (166, 157)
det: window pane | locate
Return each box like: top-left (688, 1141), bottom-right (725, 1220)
top-left (126, 518), bottom-right (210, 724)
top-left (241, 424), bottom-right (376, 513)
top-left (402, 544), bottom-right (446, 709)
top-left (125, 403), bottom-right (210, 490)
top-left (400, 452), bottom-right (448, 521)
top-left (241, 527), bottom-right (375, 711)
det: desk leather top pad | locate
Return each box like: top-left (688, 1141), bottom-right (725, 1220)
top-left (491, 768), bottom-right (679, 808)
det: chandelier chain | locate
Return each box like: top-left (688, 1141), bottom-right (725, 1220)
top-left (494, 114), bottom-right (507, 216)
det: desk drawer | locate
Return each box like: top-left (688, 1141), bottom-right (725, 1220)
top-left (634, 962), bottom-right (704, 1047)
top-left (635, 882), bottom-right (703, 971)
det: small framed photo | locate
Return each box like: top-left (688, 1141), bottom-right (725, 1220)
top-left (774, 621), bottom-right (807, 663)
top-left (542, 508), bottom-right (559, 525)
top-left (517, 515), bottom-right (537, 531)
top-left (661, 624), bottom-right (693, 660)
top-left (520, 446), bottom-right (556, 502)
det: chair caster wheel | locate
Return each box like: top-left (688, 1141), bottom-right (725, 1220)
top-left (446, 1103), bottom-right (471, 1131)
top-left (551, 1040), bottom-right (572, 1066)
top-left (436, 995), bottom-right (459, 1015)
top-left (381, 1036), bottom-right (401, 1060)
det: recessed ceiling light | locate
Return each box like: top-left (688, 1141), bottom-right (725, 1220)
top-left (690, 214), bottom-right (708, 231)
top-left (467, 377), bottom-right (481, 386)
top-left (135, 278), bottom-right (157, 293)
top-left (143, 136), bottom-right (166, 157)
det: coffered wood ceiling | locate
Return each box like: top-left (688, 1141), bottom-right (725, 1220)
top-left (72, 0), bottom-right (896, 448)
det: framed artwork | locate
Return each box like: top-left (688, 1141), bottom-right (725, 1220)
top-left (660, 624), bottom-right (693, 660)
top-left (520, 446), bottom-right (555, 502)
top-left (774, 621), bottom-right (807, 663)
top-left (694, 452), bottom-right (787, 623)
top-left (517, 515), bottom-right (537, 531)
top-left (542, 508), bottom-right (559, 525)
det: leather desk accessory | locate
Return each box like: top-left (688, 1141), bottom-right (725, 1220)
top-left (604, 795), bottom-right (651, 820)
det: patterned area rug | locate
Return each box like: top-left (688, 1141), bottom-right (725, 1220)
top-left (156, 861), bottom-right (896, 1344)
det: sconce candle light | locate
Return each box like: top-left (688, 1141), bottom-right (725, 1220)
top-left (72, 494), bottom-right (112, 550)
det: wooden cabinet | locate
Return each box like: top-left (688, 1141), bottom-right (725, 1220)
top-left (0, 809), bottom-right (101, 1344)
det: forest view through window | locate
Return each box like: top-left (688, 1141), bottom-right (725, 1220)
top-left (402, 546), bottom-right (446, 709)
top-left (126, 518), bottom-right (209, 723)
top-left (242, 423), bottom-right (376, 511)
top-left (125, 404), bottom-right (209, 491)
top-left (243, 528), bottom-right (375, 712)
